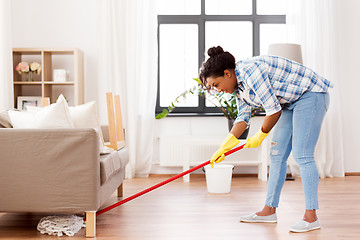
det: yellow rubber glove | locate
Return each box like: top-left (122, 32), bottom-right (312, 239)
top-left (244, 129), bottom-right (269, 148)
top-left (210, 133), bottom-right (240, 168)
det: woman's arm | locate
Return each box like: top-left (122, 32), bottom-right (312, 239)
top-left (230, 121), bottom-right (248, 139)
top-left (230, 109), bottom-right (281, 138)
top-left (241, 110), bottom-right (282, 149)
top-left (261, 110), bottom-right (282, 133)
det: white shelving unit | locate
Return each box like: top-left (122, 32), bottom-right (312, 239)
top-left (12, 48), bottom-right (84, 107)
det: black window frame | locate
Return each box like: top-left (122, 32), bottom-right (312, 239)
top-left (156, 0), bottom-right (286, 117)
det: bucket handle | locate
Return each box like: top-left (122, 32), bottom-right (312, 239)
top-left (202, 166), bottom-right (235, 172)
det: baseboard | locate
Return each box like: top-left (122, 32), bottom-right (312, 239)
top-left (345, 172), bottom-right (360, 176)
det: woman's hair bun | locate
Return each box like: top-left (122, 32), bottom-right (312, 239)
top-left (208, 46), bottom-right (224, 58)
top-left (199, 46), bottom-right (235, 83)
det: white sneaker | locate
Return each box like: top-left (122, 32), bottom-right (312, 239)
top-left (289, 219), bottom-right (321, 233)
top-left (239, 213), bottom-right (277, 223)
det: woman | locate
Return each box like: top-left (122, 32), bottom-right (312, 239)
top-left (200, 46), bottom-right (331, 233)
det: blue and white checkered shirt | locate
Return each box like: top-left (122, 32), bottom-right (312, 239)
top-left (234, 55), bottom-right (333, 124)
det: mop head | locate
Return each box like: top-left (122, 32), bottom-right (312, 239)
top-left (37, 215), bottom-right (86, 237)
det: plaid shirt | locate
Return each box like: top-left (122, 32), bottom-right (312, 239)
top-left (234, 55), bottom-right (333, 124)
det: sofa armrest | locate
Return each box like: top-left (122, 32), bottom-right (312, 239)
top-left (0, 128), bottom-right (101, 214)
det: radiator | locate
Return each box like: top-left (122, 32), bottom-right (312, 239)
top-left (159, 136), bottom-right (221, 167)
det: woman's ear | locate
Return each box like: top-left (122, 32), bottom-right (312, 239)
top-left (224, 69), bottom-right (231, 77)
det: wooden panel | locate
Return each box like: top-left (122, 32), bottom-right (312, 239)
top-left (41, 98), bottom-right (50, 107)
top-left (85, 211), bottom-right (96, 238)
top-left (42, 84), bottom-right (52, 102)
top-left (14, 48), bottom-right (75, 53)
top-left (106, 92), bottom-right (117, 150)
top-left (114, 95), bottom-right (124, 141)
top-left (74, 49), bottom-right (84, 105)
top-left (105, 140), bottom-right (125, 150)
top-left (12, 53), bottom-right (21, 82)
top-left (42, 51), bottom-right (52, 81)
top-left (12, 48), bottom-right (42, 54)
top-left (117, 183), bottom-right (123, 197)
top-left (13, 85), bottom-right (22, 108)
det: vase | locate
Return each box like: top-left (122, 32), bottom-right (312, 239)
top-left (228, 119), bottom-right (249, 139)
top-left (26, 72), bottom-right (33, 81)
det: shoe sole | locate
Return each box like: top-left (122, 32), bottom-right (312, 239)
top-left (289, 226), bottom-right (321, 233)
top-left (240, 219), bottom-right (277, 223)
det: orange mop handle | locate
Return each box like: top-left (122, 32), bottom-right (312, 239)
top-left (91, 143), bottom-right (246, 219)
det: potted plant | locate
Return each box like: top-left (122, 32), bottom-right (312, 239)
top-left (155, 78), bottom-right (255, 139)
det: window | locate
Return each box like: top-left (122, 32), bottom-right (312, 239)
top-left (156, 0), bottom-right (286, 116)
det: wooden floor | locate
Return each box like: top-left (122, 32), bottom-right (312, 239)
top-left (1, 175), bottom-right (360, 240)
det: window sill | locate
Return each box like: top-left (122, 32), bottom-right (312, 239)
top-left (155, 112), bottom-right (266, 118)
top-left (156, 112), bottom-right (225, 118)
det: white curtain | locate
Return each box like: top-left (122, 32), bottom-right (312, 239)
top-left (0, 0), bottom-right (13, 111)
top-left (287, 0), bottom-right (345, 177)
top-left (96, 0), bottom-right (157, 178)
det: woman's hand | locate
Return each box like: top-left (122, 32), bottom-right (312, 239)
top-left (244, 110), bottom-right (281, 148)
top-left (210, 133), bottom-right (240, 167)
top-left (244, 130), bottom-right (269, 148)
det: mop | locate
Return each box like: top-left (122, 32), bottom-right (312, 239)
top-left (37, 143), bottom-right (246, 236)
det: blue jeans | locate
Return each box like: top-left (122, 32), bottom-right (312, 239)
top-left (265, 91), bottom-right (330, 210)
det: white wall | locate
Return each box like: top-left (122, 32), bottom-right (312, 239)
top-left (10, 0), bottom-right (360, 173)
top-left (11, 0), bottom-right (98, 104)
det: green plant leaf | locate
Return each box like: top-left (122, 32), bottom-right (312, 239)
top-left (193, 78), bottom-right (202, 85)
top-left (155, 109), bottom-right (169, 119)
top-left (155, 78), bottom-right (239, 120)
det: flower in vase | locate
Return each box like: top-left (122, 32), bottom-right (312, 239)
top-left (30, 62), bottom-right (41, 74)
top-left (15, 62), bottom-right (30, 74)
top-left (15, 61), bottom-right (42, 81)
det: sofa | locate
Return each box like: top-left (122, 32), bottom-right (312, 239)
top-left (0, 123), bottom-right (129, 237)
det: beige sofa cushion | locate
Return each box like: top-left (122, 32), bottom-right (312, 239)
top-left (8, 96), bottom-right (73, 128)
top-left (0, 111), bottom-right (12, 128)
top-left (100, 147), bottom-right (129, 184)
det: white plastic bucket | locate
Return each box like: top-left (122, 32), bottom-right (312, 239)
top-left (204, 164), bottom-right (234, 194)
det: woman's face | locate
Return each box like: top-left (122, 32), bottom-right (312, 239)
top-left (206, 69), bottom-right (237, 94)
